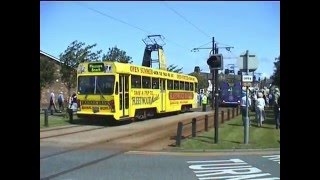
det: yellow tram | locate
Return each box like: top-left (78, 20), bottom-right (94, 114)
top-left (76, 61), bottom-right (198, 121)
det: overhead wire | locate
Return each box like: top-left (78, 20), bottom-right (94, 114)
top-left (161, 1), bottom-right (211, 38)
top-left (75, 2), bottom-right (194, 52)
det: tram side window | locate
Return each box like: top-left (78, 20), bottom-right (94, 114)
top-left (142, 76), bottom-right (151, 89)
top-left (185, 82), bottom-right (190, 91)
top-left (195, 83), bottom-right (198, 93)
top-left (131, 75), bottom-right (141, 88)
top-left (190, 83), bottom-right (194, 92)
top-left (167, 80), bottom-right (173, 90)
top-left (152, 78), bottom-right (159, 89)
top-left (180, 81), bottom-right (184, 90)
top-left (174, 81), bottom-right (179, 90)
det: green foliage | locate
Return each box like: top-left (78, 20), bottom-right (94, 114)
top-left (102, 46), bottom-right (133, 63)
top-left (189, 72), bottom-right (209, 90)
top-left (272, 55), bottom-right (280, 88)
top-left (59, 40), bottom-right (102, 95)
top-left (167, 64), bottom-right (183, 73)
top-left (40, 57), bottom-right (56, 98)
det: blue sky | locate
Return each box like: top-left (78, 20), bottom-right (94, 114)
top-left (40, 1), bottom-right (280, 79)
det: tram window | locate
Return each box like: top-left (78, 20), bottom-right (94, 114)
top-left (167, 80), bottom-right (173, 90)
top-left (190, 83), bottom-right (194, 91)
top-left (195, 83), bottom-right (198, 92)
top-left (185, 82), bottom-right (190, 90)
top-left (96, 75), bottom-right (115, 95)
top-left (174, 81), bottom-right (179, 90)
top-left (152, 78), bottom-right (159, 89)
top-left (180, 81), bottom-right (184, 90)
top-left (131, 75), bottom-right (141, 88)
top-left (142, 76), bottom-right (151, 89)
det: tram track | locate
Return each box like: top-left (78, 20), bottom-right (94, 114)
top-left (40, 126), bottom-right (107, 139)
top-left (41, 109), bottom-right (238, 180)
top-left (40, 125), bottom-right (81, 132)
top-left (40, 112), bottom-right (211, 179)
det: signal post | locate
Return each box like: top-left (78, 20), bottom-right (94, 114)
top-left (207, 52), bottom-right (223, 144)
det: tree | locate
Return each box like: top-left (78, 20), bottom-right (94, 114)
top-left (40, 57), bottom-right (56, 101)
top-left (189, 72), bottom-right (209, 90)
top-left (59, 40), bottom-right (102, 95)
top-left (102, 46), bottom-right (132, 63)
top-left (167, 64), bottom-right (183, 73)
top-left (271, 55), bottom-right (280, 88)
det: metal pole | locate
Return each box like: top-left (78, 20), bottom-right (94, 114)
top-left (214, 43), bottom-right (219, 144)
top-left (244, 50), bottom-right (250, 144)
top-left (44, 109), bottom-right (48, 127)
top-left (211, 37), bottom-right (215, 110)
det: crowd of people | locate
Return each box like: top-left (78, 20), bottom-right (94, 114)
top-left (240, 87), bottom-right (280, 129)
top-left (47, 91), bottom-right (78, 114)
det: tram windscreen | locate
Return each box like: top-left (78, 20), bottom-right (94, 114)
top-left (78, 75), bottom-right (115, 95)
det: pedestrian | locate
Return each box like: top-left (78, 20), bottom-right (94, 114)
top-left (202, 93), bottom-right (208, 112)
top-left (57, 92), bottom-right (64, 112)
top-left (240, 91), bottom-right (251, 126)
top-left (48, 91), bottom-right (58, 114)
top-left (69, 92), bottom-right (78, 112)
top-left (255, 92), bottom-right (266, 127)
top-left (273, 88), bottom-right (280, 129)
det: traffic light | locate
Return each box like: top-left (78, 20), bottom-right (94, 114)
top-left (224, 69), bottom-right (229, 74)
top-left (207, 54), bottom-right (223, 70)
top-left (237, 70), bottom-right (242, 75)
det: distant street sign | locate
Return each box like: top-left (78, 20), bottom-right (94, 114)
top-left (237, 51), bottom-right (259, 71)
top-left (242, 75), bottom-right (253, 82)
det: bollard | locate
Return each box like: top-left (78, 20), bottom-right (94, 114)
top-left (221, 111), bottom-right (224, 124)
top-left (192, 118), bottom-right (197, 137)
top-left (68, 108), bottom-right (73, 123)
top-left (44, 109), bottom-right (48, 127)
top-left (204, 115), bottom-right (208, 131)
top-left (232, 108), bottom-right (235, 118)
top-left (227, 109), bottom-right (230, 120)
top-left (176, 122), bottom-right (183, 147)
top-left (236, 106), bottom-right (239, 116)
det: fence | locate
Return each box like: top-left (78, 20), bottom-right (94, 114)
top-left (176, 107), bottom-right (240, 146)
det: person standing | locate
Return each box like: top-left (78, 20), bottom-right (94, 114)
top-left (255, 92), bottom-right (266, 127)
top-left (57, 92), bottom-right (64, 112)
top-left (48, 91), bottom-right (58, 114)
top-left (69, 92), bottom-right (78, 112)
top-left (273, 88), bottom-right (280, 129)
top-left (240, 91), bottom-right (251, 126)
top-left (202, 93), bottom-right (208, 112)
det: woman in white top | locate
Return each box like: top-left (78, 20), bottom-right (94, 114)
top-left (255, 92), bottom-right (266, 127)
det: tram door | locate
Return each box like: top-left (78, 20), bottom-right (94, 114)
top-left (119, 74), bottom-right (129, 117)
top-left (160, 79), bottom-right (166, 112)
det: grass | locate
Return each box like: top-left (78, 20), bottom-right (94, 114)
top-left (40, 111), bottom-right (117, 129)
top-left (40, 112), bottom-right (71, 128)
top-left (178, 107), bottom-right (280, 150)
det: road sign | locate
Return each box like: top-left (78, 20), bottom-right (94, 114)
top-left (237, 52), bottom-right (259, 71)
top-left (242, 75), bottom-right (253, 82)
